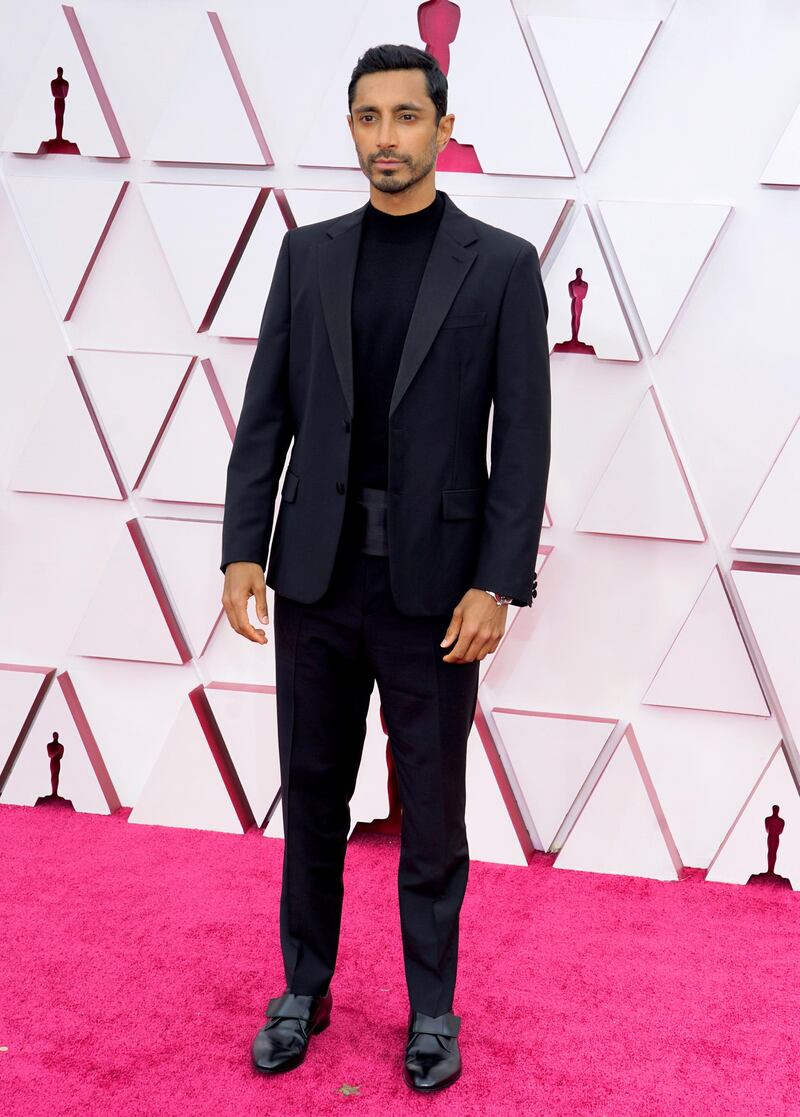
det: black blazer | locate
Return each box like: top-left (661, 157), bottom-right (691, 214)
top-left (220, 189), bottom-right (551, 616)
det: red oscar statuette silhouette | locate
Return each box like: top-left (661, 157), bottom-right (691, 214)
top-left (35, 731), bottom-right (75, 809)
top-left (418, 0), bottom-right (481, 172)
top-left (553, 267), bottom-right (596, 355)
top-left (746, 805), bottom-right (791, 889)
top-left (38, 66), bottom-right (81, 155)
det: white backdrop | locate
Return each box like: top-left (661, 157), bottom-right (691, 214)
top-left (1, 0), bottom-right (799, 886)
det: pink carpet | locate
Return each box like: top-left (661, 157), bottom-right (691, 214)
top-left (2, 802), bottom-right (800, 1116)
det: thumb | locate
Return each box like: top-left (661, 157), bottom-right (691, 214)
top-left (255, 582), bottom-right (269, 625)
top-left (440, 614), bottom-right (460, 647)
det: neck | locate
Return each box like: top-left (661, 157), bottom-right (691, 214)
top-left (367, 183), bottom-right (438, 217)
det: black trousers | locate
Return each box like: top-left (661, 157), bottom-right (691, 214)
top-left (272, 490), bottom-right (480, 1016)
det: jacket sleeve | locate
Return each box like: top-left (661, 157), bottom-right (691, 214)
top-left (220, 229), bottom-right (294, 574)
top-left (471, 241), bottom-right (551, 607)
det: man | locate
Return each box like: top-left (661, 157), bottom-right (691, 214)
top-left (220, 43), bottom-right (550, 1093)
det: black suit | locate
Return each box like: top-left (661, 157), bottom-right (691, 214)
top-left (220, 190), bottom-right (550, 611)
top-left (221, 190), bottom-right (550, 1016)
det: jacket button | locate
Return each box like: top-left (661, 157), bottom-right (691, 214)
top-left (343, 419), bottom-right (351, 432)
top-left (336, 481), bottom-right (345, 494)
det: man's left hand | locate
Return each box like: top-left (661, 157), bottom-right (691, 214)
top-left (440, 588), bottom-right (507, 663)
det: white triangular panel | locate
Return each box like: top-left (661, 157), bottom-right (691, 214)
top-left (296, 0), bottom-right (571, 177)
top-left (69, 524), bottom-right (182, 664)
top-left (138, 364), bottom-right (232, 505)
top-left (761, 101), bottom-right (800, 186)
top-left (600, 199), bottom-right (730, 353)
top-left (145, 517), bottom-right (223, 657)
top-left (207, 686), bottom-right (281, 826)
top-left (9, 361), bottom-right (122, 499)
top-left (576, 388), bottom-right (705, 541)
top-left (1, 679), bottom-right (112, 813)
top-left (1, 10), bottom-right (121, 157)
top-left (449, 193), bottom-right (566, 259)
top-left (706, 747), bottom-right (800, 886)
top-left (733, 568), bottom-right (800, 744)
top-left (494, 710), bottom-right (616, 852)
top-left (554, 733), bottom-right (680, 880)
top-left (77, 349), bottom-right (190, 491)
top-left (634, 707), bottom-right (780, 870)
top-left (5, 176), bottom-right (124, 318)
top-left (144, 13), bottom-right (268, 166)
top-left (530, 16), bottom-right (661, 171)
top-left (63, 658), bottom-right (196, 807)
top-left (466, 725), bottom-right (527, 866)
top-left (284, 188), bottom-right (369, 228)
top-left (643, 568), bottom-right (769, 715)
top-left (0, 668), bottom-right (49, 775)
top-left (206, 342), bottom-right (256, 429)
top-left (140, 182), bottom-right (260, 331)
top-left (732, 419), bottom-right (800, 554)
top-left (128, 698), bottom-right (242, 832)
top-left (210, 192), bottom-right (288, 338)
top-left (545, 206), bottom-right (638, 360)
top-left (64, 184), bottom-right (197, 347)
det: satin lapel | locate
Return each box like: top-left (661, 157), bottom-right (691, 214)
top-left (389, 228), bottom-right (477, 418)
top-left (317, 206), bottom-right (365, 417)
top-left (316, 191), bottom-right (479, 419)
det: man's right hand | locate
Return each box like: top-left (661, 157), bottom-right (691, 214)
top-left (221, 562), bottom-right (270, 644)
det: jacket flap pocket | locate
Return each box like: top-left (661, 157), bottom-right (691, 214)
top-left (441, 486), bottom-right (485, 520)
top-left (440, 310), bottom-right (487, 330)
top-left (281, 469), bottom-right (299, 502)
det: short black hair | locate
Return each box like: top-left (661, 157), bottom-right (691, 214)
top-left (347, 43), bottom-right (448, 126)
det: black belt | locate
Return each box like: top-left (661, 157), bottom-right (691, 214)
top-left (345, 485), bottom-right (389, 556)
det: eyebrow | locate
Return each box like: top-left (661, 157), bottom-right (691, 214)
top-left (351, 102), bottom-right (426, 113)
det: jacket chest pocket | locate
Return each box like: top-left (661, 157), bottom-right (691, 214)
top-left (441, 485), bottom-right (485, 519)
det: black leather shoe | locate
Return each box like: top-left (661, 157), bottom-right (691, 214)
top-left (403, 1010), bottom-right (462, 1092)
top-left (251, 989), bottom-right (332, 1074)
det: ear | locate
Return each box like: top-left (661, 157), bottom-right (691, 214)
top-left (438, 113), bottom-right (455, 146)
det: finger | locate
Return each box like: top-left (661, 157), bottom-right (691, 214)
top-left (465, 631), bottom-right (493, 662)
top-left (232, 592), bottom-right (267, 644)
top-left (255, 581), bottom-right (269, 625)
top-left (442, 625), bottom-right (478, 663)
top-left (447, 626), bottom-right (495, 663)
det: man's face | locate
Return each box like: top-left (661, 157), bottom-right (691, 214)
top-left (348, 68), bottom-right (453, 195)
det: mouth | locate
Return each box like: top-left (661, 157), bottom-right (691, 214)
top-left (375, 159), bottom-right (403, 166)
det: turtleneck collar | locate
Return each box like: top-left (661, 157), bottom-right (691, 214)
top-left (364, 189), bottom-right (445, 236)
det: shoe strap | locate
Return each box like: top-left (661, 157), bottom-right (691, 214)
top-left (266, 992), bottom-right (317, 1021)
top-left (409, 1010), bottom-right (461, 1037)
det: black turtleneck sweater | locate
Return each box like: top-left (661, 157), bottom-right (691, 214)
top-left (349, 188), bottom-right (445, 491)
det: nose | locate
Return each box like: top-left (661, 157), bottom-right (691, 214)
top-left (375, 125), bottom-right (399, 152)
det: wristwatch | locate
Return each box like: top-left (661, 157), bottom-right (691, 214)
top-left (483, 589), bottom-right (514, 606)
